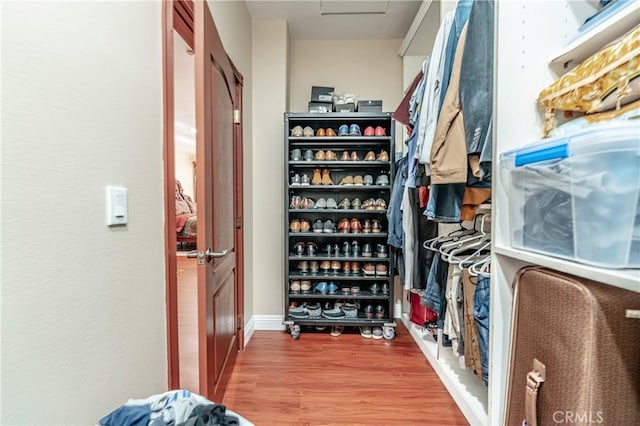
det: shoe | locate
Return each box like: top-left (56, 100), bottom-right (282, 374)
top-left (327, 282), bottom-right (338, 295)
top-left (321, 169), bottom-right (333, 185)
top-left (375, 244), bottom-right (387, 258)
top-left (307, 242), bottom-right (318, 256)
top-left (371, 326), bottom-right (384, 340)
top-left (326, 197), bottom-right (338, 209)
top-left (339, 175), bottom-right (354, 186)
top-left (323, 219), bottom-right (336, 233)
top-left (299, 219), bottom-right (311, 232)
top-left (350, 285), bottom-right (360, 294)
top-left (326, 128), bottom-right (337, 137)
top-left (375, 264), bottom-right (388, 276)
top-left (290, 149), bottom-right (302, 161)
top-left (338, 198), bottom-right (351, 209)
top-left (301, 174), bottom-right (311, 185)
top-left (297, 261), bottom-right (308, 273)
top-left (364, 304), bottom-right (374, 319)
top-left (309, 261), bottom-right (319, 273)
top-left (325, 150), bottom-right (337, 160)
top-left (314, 281), bottom-right (328, 294)
top-left (315, 150), bottom-right (326, 160)
top-left (371, 219), bottom-right (382, 233)
top-left (289, 219), bottom-right (300, 233)
top-left (360, 326), bottom-right (372, 338)
top-left (364, 151), bottom-right (376, 161)
top-left (375, 199), bottom-right (387, 210)
top-left (315, 198), bottom-right (327, 209)
top-left (300, 280), bottom-right (312, 293)
top-left (375, 305), bottom-right (385, 319)
top-left (351, 198), bottom-right (362, 210)
top-left (307, 303), bottom-right (322, 318)
top-left (364, 126), bottom-right (375, 136)
top-left (312, 219), bottom-right (324, 233)
top-left (290, 280), bottom-right (301, 293)
top-left (331, 326), bottom-right (345, 336)
top-left (289, 304), bottom-right (309, 318)
top-left (370, 283), bottom-right (380, 295)
top-left (362, 219), bottom-right (372, 233)
top-left (362, 198), bottom-right (376, 210)
top-left (342, 261), bottom-right (351, 275)
top-left (290, 174), bottom-right (301, 186)
top-left (363, 263), bottom-right (375, 276)
top-left (290, 195), bottom-right (302, 209)
top-left (293, 242), bottom-right (305, 256)
top-left (362, 243), bottom-right (372, 257)
top-left (341, 285), bottom-right (351, 295)
top-left (303, 149), bottom-right (314, 161)
top-left (342, 241), bottom-right (352, 257)
top-left (376, 150), bottom-right (389, 161)
top-left (350, 218), bottom-right (362, 233)
top-left (353, 175), bottom-right (364, 186)
top-left (338, 124), bottom-right (349, 136)
top-left (316, 128), bottom-right (325, 137)
top-left (320, 260), bottom-right (331, 274)
top-left (375, 175), bottom-right (389, 186)
top-left (351, 241), bottom-right (360, 257)
top-left (342, 304), bottom-right (357, 318)
top-left (291, 125), bottom-right (303, 137)
top-left (330, 260), bottom-right (341, 274)
top-left (351, 261), bottom-right (361, 274)
top-left (382, 283), bottom-right (389, 295)
top-left (311, 169), bottom-right (322, 185)
top-left (338, 218), bottom-right (351, 233)
top-left (303, 126), bottom-right (314, 137)
top-left (363, 175), bottom-right (373, 185)
top-left (301, 197), bottom-right (315, 209)
top-left (374, 126), bottom-right (386, 136)
top-left (349, 124), bottom-right (361, 136)
top-left (322, 307), bottom-right (345, 319)
top-left (350, 151), bottom-right (360, 161)
top-left (340, 151), bottom-right (350, 161)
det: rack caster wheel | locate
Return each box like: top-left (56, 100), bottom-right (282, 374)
top-left (382, 326), bottom-right (396, 340)
top-left (290, 325), bottom-right (301, 340)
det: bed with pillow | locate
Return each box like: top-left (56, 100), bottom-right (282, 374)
top-left (176, 180), bottom-right (197, 244)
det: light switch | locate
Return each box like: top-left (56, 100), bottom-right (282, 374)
top-left (106, 186), bottom-right (128, 226)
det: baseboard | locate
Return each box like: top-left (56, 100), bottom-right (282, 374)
top-left (243, 315), bottom-right (285, 346)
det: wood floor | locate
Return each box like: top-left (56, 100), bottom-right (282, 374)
top-left (222, 326), bottom-right (468, 426)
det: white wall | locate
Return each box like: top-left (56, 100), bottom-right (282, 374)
top-left (289, 39), bottom-right (403, 113)
top-left (1, 2), bottom-right (166, 424)
top-left (251, 19), bottom-right (289, 316)
top-left (175, 149), bottom-right (196, 199)
top-left (208, 0), bottom-right (255, 325)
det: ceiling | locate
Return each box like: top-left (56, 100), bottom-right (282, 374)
top-left (173, 31), bottom-right (196, 153)
top-left (246, 0), bottom-right (423, 40)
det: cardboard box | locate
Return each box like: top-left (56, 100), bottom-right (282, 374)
top-left (311, 86), bottom-right (334, 102)
top-left (358, 100), bottom-right (383, 112)
top-left (308, 101), bottom-right (333, 113)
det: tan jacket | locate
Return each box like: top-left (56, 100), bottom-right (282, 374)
top-left (429, 23), bottom-right (469, 184)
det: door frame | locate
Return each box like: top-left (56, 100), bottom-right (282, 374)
top-left (162, 0), bottom-right (245, 390)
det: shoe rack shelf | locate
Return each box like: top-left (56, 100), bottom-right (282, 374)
top-left (284, 112), bottom-right (397, 340)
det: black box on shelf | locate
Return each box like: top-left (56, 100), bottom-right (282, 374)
top-left (311, 86), bottom-right (334, 102)
top-left (308, 101), bottom-right (333, 113)
top-left (334, 102), bottom-right (356, 113)
top-left (358, 100), bottom-right (383, 112)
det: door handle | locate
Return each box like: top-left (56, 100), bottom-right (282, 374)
top-left (186, 249), bottom-right (229, 264)
top-left (206, 248), bottom-right (229, 259)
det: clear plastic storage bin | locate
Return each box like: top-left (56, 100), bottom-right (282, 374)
top-left (500, 121), bottom-right (640, 268)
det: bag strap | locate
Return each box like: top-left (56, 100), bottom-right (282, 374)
top-left (524, 358), bottom-right (546, 426)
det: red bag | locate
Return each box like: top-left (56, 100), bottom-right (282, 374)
top-left (409, 289), bottom-right (438, 326)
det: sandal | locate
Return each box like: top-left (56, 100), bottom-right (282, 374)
top-left (331, 326), bottom-right (345, 337)
top-left (359, 326), bottom-right (372, 338)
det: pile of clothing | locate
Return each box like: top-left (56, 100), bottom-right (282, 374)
top-left (99, 390), bottom-right (241, 426)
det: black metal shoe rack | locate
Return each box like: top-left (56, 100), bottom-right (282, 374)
top-left (283, 112), bottom-right (397, 340)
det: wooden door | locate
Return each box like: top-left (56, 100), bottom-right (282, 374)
top-left (194, 0), bottom-right (239, 402)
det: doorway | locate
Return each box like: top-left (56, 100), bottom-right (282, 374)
top-left (162, 0), bottom-right (245, 400)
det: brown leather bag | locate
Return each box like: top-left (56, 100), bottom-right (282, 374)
top-left (506, 267), bottom-right (640, 426)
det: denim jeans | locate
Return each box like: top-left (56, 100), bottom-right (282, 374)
top-left (459, 0), bottom-right (494, 155)
top-left (439, 0), bottom-right (474, 108)
top-left (425, 183), bottom-right (465, 222)
top-left (422, 253), bottom-right (442, 315)
top-left (474, 273), bottom-right (490, 385)
top-left (387, 156), bottom-right (408, 248)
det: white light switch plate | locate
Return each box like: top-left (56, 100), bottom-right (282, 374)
top-left (106, 186), bottom-right (128, 226)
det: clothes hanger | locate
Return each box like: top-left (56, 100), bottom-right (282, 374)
top-left (424, 214), bottom-right (484, 251)
top-left (469, 256), bottom-right (491, 276)
top-left (440, 214), bottom-right (491, 260)
top-left (450, 240), bottom-right (492, 266)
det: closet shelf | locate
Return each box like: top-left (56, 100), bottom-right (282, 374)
top-left (289, 209), bottom-right (387, 214)
top-left (289, 137), bottom-right (391, 143)
top-left (549, 1), bottom-right (640, 70)
top-left (401, 315), bottom-right (488, 426)
top-left (494, 245), bottom-right (640, 293)
top-left (289, 161), bottom-right (390, 167)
